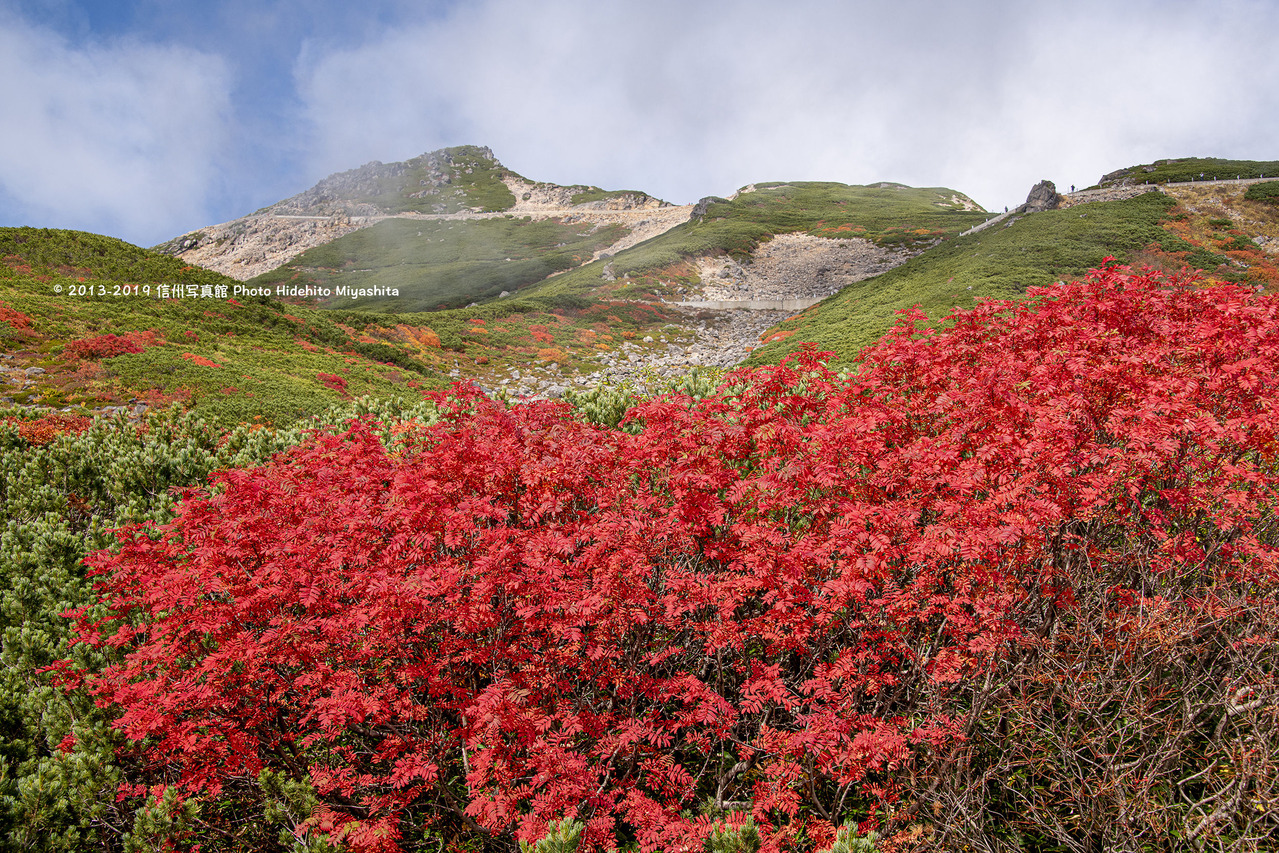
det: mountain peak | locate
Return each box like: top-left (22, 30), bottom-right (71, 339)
top-left (268, 145), bottom-right (514, 219)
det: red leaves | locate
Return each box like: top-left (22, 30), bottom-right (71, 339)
top-left (180, 352), bottom-right (222, 368)
top-left (1, 412), bottom-right (90, 445)
top-left (317, 371), bottom-right (349, 394)
top-left (0, 301), bottom-right (34, 329)
top-left (64, 330), bottom-right (159, 359)
top-left (66, 266), bottom-right (1279, 850)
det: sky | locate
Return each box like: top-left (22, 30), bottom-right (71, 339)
top-left (1, 0), bottom-right (1277, 248)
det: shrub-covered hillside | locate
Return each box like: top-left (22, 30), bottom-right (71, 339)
top-left (1100, 156), bottom-right (1279, 186)
top-left (0, 228), bottom-right (455, 425)
top-left (19, 264), bottom-right (1277, 853)
top-left (249, 216), bottom-right (630, 311)
top-left (523, 181), bottom-right (990, 303)
top-left (1, 228), bottom-right (702, 419)
top-left (748, 186), bottom-right (1279, 367)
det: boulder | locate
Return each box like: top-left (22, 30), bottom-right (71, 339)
top-left (1024, 180), bottom-right (1063, 212)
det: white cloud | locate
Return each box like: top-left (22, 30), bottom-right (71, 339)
top-left (2, 0), bottom-right (1275, 242)
top-left (0, 14), bottom-right (233, 245)
top-left (295, 0), bottom-right (1279, 212)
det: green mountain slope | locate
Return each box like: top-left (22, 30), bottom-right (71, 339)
top-left (248, 216), bottom-right (629, 311)
top-left (264, 144), bottom-right (518, 217)
top-left (745, 191), bottom-right (1242, 367)
top-left (522, 181), bottom-right (990, 302)
top-left (244, 181), bottom-right (987, 313)
top-left (1, 228), bottom-right (456, 425)
top-left (2, 228), bottom-right (700, 417)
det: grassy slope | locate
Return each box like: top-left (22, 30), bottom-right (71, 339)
top-left (249, 216), bottom-right (629, 311)
top-left (231, 182), bottom-right (991, 381)
top-left (745, 191), bottom-right (1245, 367)
top-left (249, 182), bottom-right (989, 314)
top-left (1, 228), bottom-right (456, 425)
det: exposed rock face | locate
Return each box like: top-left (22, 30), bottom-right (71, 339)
top-left (1059, 184), bottom-right (1160, 207)
top-left (1024, 180), bottom-right (1063, 212)
top-left (503, 177), bottom-right (669, 213)
top-left (505, 178), bottom-right (580, 210)
top-left (154, 214), bottom-right (379, 281)
top-left (697, 234), bottom-right (910, 302)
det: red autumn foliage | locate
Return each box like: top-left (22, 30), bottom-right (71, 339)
top-left (0, 301), bottom-right (34, 329)
top-left (1, 412), bottom-right (91, 445)
top-left (64, 330), bottom-right (160, 360)
top-left (317, 372), bottom-right (349, 394)
top-left (68, 265), bottom-right (1279, 852)
top-left (181, 352), bottom-right (223, 368)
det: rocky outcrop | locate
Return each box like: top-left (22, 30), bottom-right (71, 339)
top-left (959, 179), bottom-right (1066, 237)
top-left (691, 196), bottom-right (730, 220)
top-left (503, 177), bottom-right (670, 214)
top-left (578, 193), bottom-right (666, 211)
top-left (504, 178), bottom-right (581, 210)
top-left (1058, 184), bottom-right (1160, 208)
top-left (1023, 180), bottom-right (1063, 212)
top-left (486, 309), bottom-right (793, 400)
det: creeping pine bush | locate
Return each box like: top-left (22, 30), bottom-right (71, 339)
top-left (1245, 179), bottom-right (1279, 206)
top-left (63, 264), bottom-right (1279, 852)
top-left (520, 819), bottom-right (585, 853)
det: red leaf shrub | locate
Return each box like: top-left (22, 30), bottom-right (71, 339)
top-left (181, 352), bottom-right (222, 368)
top-left (0, 301), bottom-right (34, 329)
top-left (317, 372), bottom-right (349, 394)
top-left (1, 412), bottom-right (91, 445)
top-left (65, 330), bottom-right (159, 359)
top-left (69, 265), bottom-right (1279, 852)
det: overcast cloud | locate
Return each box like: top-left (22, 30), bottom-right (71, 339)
top-left (2, 0), bottom-right (1277, 246)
